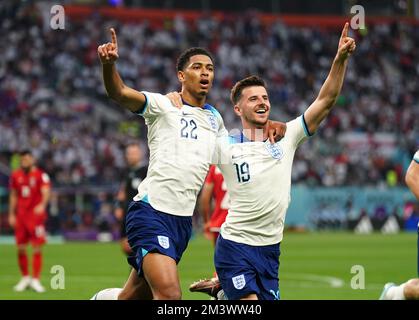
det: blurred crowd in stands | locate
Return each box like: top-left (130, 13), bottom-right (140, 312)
top-left (0, 2), bottom-right (418, 233)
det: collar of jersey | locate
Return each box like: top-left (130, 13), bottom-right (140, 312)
top-left (229, 132), bottom-right (268, 144)
top-left (182, 99), bottom-right (213, 110)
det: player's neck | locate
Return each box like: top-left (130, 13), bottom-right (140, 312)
top-left (241, 124), bottom-right (268, 142)
top-left (181, 90), bottom-right (206, 108)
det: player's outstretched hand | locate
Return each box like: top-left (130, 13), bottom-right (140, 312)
top-left (98, 28), bottom-right (119, 65)
top-left (336, 22), bottom-right (356, 61)
top-left (166, 91), bottom-right (183, 109)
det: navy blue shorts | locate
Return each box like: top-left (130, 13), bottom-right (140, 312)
top-left (214, 235), bottom-right (281, 300)
top-left (125, 200), bottom-right (192, 276)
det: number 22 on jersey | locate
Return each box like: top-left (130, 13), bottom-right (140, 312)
top-left (180, 118), bottom-right (198, 139)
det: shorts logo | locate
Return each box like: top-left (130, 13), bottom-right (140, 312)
top-left (270, 289), bottom-right (280, 300)
top-left (232, 274), bottom-right (246, 290)
top-left (265, 142), bottom-right (284, 160)
top-left (35, 225), bottom-right (45, 238)
top-left (157, 236), bottom-right (170, 249)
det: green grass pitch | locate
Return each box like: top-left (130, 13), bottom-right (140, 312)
top-left (0, 232), bottom-right (416, 300)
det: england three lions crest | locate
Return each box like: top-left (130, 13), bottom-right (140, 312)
top-left (207, 115), bottom-right (218, 130)
top-left (265, 141), bottom-right (284, 160)
top-left (232, 274), bottom-right (246, 290)
top-left (157, 235), bottom-right (170, 249)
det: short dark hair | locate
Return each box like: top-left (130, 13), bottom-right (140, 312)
top-left (176, 47), bottom-right (214, 72)
top-left (230, 75), bottom-right (267, 105)
top-left (19, 149), bottom-right (32, 156)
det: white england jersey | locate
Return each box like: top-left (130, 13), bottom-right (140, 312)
top-left (414, 150), bottom-right (419, 163)
top-left (215, 115), bottom-right (310, 245)
top-left (133, 92), bottom-right (228, 216)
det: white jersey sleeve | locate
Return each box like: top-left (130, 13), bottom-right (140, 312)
top-left (135, 91), bottom-right (173, 122)
top-left (287, 113), bottom-right (312, 147)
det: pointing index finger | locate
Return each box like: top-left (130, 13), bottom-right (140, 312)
top-left (341, 22), bottom-right (349, 39)
top-left (110, 28), bottom-right (118, 46)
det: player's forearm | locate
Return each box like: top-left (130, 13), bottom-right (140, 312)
top-left (201, 207), bottom-right (211, 223)
top-left (102, 63), bottom-right (125, 103)
top-left (102, 64), bottom-right (145, 113)
top-left (8, 194), bottom-right (16, 216)
top-left (316, 57), bottom-right (349, 108)
top-left (40, 187), bottom-right (51, 208)
top-left (199, 199), bottom-right (211, 223)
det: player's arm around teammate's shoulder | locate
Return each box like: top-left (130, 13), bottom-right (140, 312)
top-left (304, 22), bottom-right (356, 135)
top-left (98, 28), bottom-right (146, 113)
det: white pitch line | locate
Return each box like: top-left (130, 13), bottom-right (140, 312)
top-left (281, 273), bottom-right (389, 290)
top-left (281, 273), bottom-right (345, 288)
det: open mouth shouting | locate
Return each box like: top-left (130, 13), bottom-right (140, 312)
top-left (200, 78), bottom-right (210, 89)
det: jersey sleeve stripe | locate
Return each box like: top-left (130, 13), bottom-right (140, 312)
top-left (133, 93), bottom-right (149, 116)
top-left (141, 194), bottom-right (150, 203)
top-left (301, 113), bottom-right (313, 137)
top-left (204, 105), bottom-right (221, 119)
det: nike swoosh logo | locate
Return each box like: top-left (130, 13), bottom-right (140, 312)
top-left (182, 112), bottom-right (193, 116)
top-left (232, 154), bottom-right (245, 160)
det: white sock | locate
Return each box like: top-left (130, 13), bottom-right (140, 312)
top-left (386, 283), bottom-right (406, 300)
top-left (217, 289), bottom-right (228, 300)
top-left (91, 288), bottom-right (122, 300)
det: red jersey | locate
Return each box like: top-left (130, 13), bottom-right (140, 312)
top-left (204, 165), bottom-right (229, 230)
top-left (10, 167), bottom-right (51, 218)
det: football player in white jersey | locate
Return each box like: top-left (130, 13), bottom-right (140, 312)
top-left (379, 150), bottom-right (419, 300)
top-left (192, 22), bottom-right (357, 300)
top-left (92, 28), bottom-right (286, 300)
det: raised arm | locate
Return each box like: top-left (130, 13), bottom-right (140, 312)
top-left (98, 28), bottom-right (146, 113)
top-left (304, 22), bottom-right (356, 134)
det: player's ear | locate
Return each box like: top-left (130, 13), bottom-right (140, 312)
top-left (177, 70), bottom-right (185, 82)
top-left (233, 104), bottom-right (241, 116)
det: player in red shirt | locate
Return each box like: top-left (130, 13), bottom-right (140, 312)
top-left (189, 165), bottom-right (229, 297)
top-left (199, 165), bottom-right (229, 246)
top-left (8, 150), bottom-right (51, 293)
